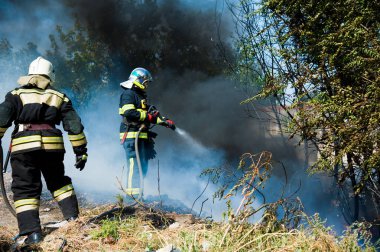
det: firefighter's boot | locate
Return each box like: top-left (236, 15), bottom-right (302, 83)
top-left (24, 231), bottom-right (42, 245)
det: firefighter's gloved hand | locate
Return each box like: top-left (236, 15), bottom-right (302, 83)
top-left (157, 117), bottom-right (175, 130)
top-left (147, 111), bottom-right (160, 123)
top-left (164, 119), bottom-right (176, 130)
top-left (75, 154), bottom-right (87, 171)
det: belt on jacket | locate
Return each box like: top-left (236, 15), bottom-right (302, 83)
top-left (18, 123), bottom-right (55, 132)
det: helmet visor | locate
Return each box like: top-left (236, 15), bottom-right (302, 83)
top-left (142, 79), bottom-right (152, 89)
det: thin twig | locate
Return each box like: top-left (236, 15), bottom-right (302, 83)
top-left (198, 198), bottom-right (209, 218)
top-left (191, 176), bottom-right (210, 213)
top-left (58, 237), bottom-right (67, 252)
top-left (157, 159), bottom-right (162, 208)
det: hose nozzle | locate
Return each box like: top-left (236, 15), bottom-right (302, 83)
top-left (169, 124), bottom-right (176, 131)
top-left (161, 119), bottom-right (175, 131)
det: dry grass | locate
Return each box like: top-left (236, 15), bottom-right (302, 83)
top-left (0, 204), bottom-right (376, 252)
top-left (0, 226), bottom-right (15, 252)
top-left (0, 153), bottom-right (377, 251)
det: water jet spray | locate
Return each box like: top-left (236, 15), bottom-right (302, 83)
top-left (174, 127), bottom-right (206, 152)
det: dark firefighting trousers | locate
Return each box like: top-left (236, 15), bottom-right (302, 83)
top-left (11, 151), bottom-right (79, 235)
top-left (123, 138), bottom-right (149, 197)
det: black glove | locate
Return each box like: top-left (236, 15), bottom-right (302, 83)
top-left (163, 119), bottom-right (176, 130)
top-left (75, 154), bottom-right (87, 171)
top-left (157, 117), bottom-right (176, 130)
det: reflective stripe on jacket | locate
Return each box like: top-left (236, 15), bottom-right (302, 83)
top-left (119, 87), bottom-right (151, 139)
top-left (0, 77), bottom-right (87, 154)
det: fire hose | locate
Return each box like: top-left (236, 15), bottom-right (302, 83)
top-left (0, 142), bottom-right (16, 217)
top-left (123, 106), bottom-right (175, 202)
top-left (135, 124), bottom-right (146, 201)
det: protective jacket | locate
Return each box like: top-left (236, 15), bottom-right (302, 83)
top-left (119, 86), bottom-right (152, 140)
top-left (0, 75), bottom-right (87, 235)
top-left (0, 75), bottom-right (87, 155)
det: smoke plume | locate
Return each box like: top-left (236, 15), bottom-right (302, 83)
top-left (0, 0), bottom-right (344, 228)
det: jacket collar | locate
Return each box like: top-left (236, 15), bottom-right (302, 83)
top-left (17, 75), bottom-right (51, 89)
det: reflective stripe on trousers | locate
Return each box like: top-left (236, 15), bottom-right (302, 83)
top-left (123, 139), bottom-right (148, 196)
top-left (14, 198), bottom-right (40, 214)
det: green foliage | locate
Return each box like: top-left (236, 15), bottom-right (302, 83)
top-left (91, 219), bottom-right (121, 240)
top-left (46, 22), bottom-right (113, 105)
top-left (339, 222), bottom-right (378, 251)
top-left (179, 231), bottom-right (204, 251)
top-left (230, 0), bottom-right (380, 223)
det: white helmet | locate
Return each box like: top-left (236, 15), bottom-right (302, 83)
top-left (28, 56), bottom-right (55, 81)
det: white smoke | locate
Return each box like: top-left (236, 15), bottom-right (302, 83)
top-left (62, 89), bottom-right (257, 220)
top-left (0, 1), bottom-right (72, 51)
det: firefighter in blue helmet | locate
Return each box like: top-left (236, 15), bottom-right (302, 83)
top-left (119, 67), bottom-right (175, 198)
top-left (0, 57), bottom-right (88, 245)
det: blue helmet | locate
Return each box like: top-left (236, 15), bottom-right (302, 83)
top-left (126, 67), bottom-right (153, 90)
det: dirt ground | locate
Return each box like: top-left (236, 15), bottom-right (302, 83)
top-left (0, 172), bottom-right (99, 251)
top-left (0, 173), bottom-right (17, 229)
top-left (0, 172), bottom-right (194, 251)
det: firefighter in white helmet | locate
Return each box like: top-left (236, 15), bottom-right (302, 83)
top-left (119, 67), bottom-right (175, 198)
top-left (0, 56), bottom-right (88, 245)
